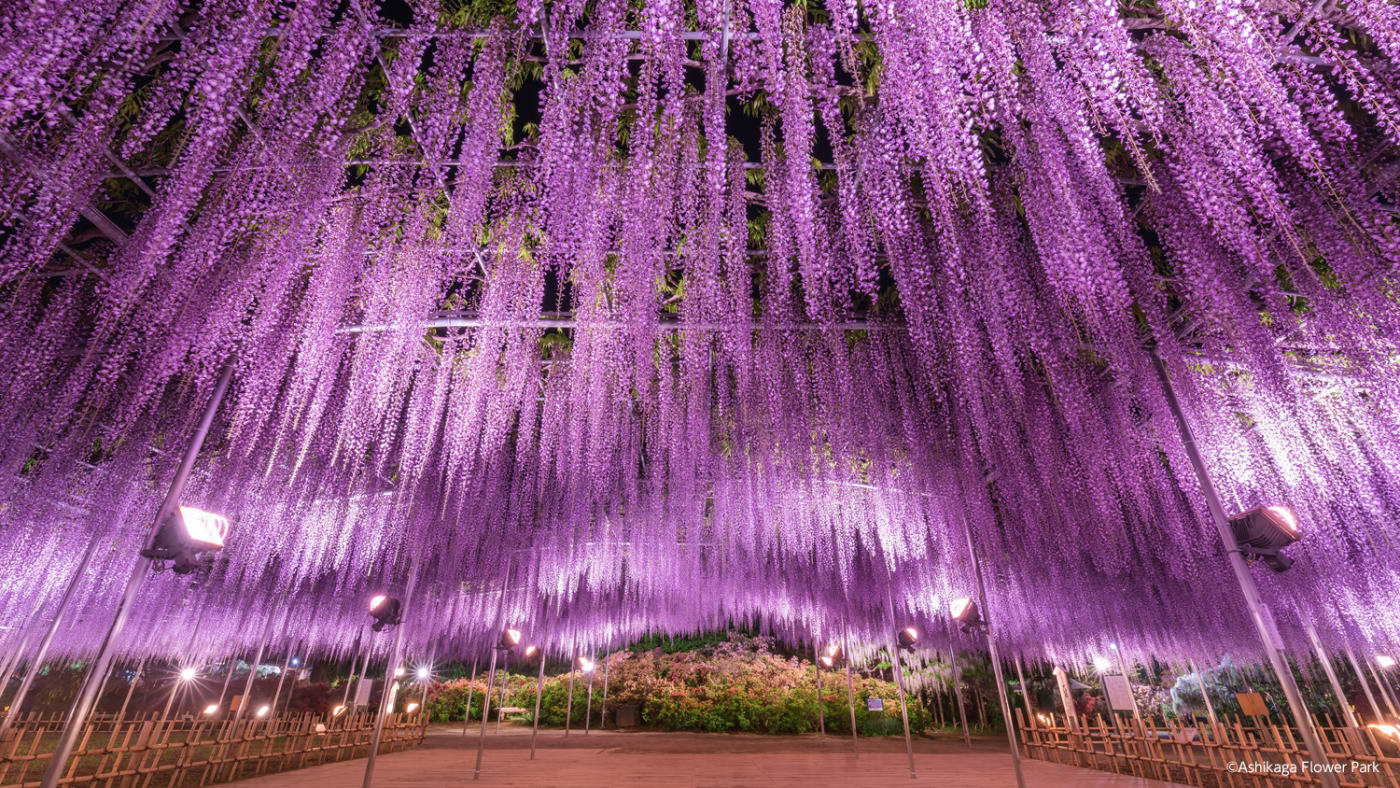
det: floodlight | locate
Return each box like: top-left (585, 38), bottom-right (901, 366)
top-left (394, 667), bottom-right (405, 677)
top-left (1093, 656), bottom-right (1112, 672)
top-left (256, 705), bottom-right (270, 717)
top-left (406, 702), bottom-right (420, 713)
top-left (1370, 724), bottom-right (1400, 741)
top-left (1377, 655), bottom-right (1397, 669)
top-left (290, 657), bottom-right (300, 667)
top-left (203, 704), bottom-right (219, 715)
top-left (819, 645), bottom-right (844, 669)
top-left (950, 597), bottom-right (986, 633)
top-left (179, 667), bottom-right (197, 681)
top-left (896, 627), bottom-right (919, 650)
top-left (416, 666), bottom-right (431, 681)
top-left (332, 705), bottom-right (347, 717)
top-left (1227, 506), bottom-right (1301, 572)
top-left (520, 645), bottom-right (541, 664)
top-left (498, 628), bottom-right (522, 650)
top-left (1036, 713), bottom-right (1051, 726)
top-left (368, 594), bottom-right (402, 631)
top-left (577, 656), bottom-right (596, 673)
top-left (140, 505), bottom-right (229, 574)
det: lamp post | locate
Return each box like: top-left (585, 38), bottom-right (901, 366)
top-left (814, 641), bottom-right (825, 736)
top-left (565, 650), bottom-right (576, 737)
top-left (40, 361), bottom-right (234, 788)
top-left (842, 624), bottom-right (857, 755)
top-left (1149, 348), bottom-right (1339, 788)
top-left (883, 592), bottom-right (916, 781)
top-left (362, 568), bottom-right (417, 788)
top-left (600, 653), bottom-right (610, 730)
top-left (473, 570), bottom-right (510, 781)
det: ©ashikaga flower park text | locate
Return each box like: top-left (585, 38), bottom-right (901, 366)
top-left (2, 0), bottom-right (1400, 786)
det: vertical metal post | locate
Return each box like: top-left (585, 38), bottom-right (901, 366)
top-left (108, 658), bottom-right (146, 747)
top-left (160, 678), bottom-right (180, 720)
top-left (496, 652), bottom-right (507, 734)
top-left (1343, 644), bottom-right (1384, 722)
top-left (1190, 659), bottom-right (1218, 725)
top-left (814, 642), bottom-right (825, 736)
top-left (0, 629), bottom-right (34, 709)
top-left (473, 648), bottom-right (499, 780)
top-left (363, 569), bottom-right (417, 788)
top-left (269, 650), bottom-right (294, 717)
top-left (584, 660), bottom-right (594, 734)
top-left (461, 657), bottom-right (478, 734)
top-left (952, 649), bottom-right (972, 746)
top-left (530, 646), bottom-right (546, 759)
top-left (1369, 663), bottom-right (1399, 717)
top-left (843, 624), bottom-right (857, 755)
top-left (0, 533), bottom-right (100, 737)
top-left (564, 652), bottom-right (576, 737)
top-left (40, 361), bottom-right (234, 788)
top-left (600, 654), bottom-right (610, 730)
top-left (1014, 656), bottom-right (1034, 718)
top-left (1304, 625), bottom-right (1358, 728)
top-left (962, 513), bottom-right (1026, 788)
top-left (232, 608), bottom-right (279, 725)
top-left (884, 593), bottom-right (916, 781)
top-left (217, 656), bottom-right (238, 710)
top-left (1150, 348), bottom-right (1339, 788)
top-left (474, 572), bottom-right (510, 780)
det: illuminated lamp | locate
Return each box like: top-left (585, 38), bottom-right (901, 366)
top-left (520, 645), bottom-right (541, 664)
top-left (577, 656), bottom-right (596, 673)
top-left (1093, 656), bottom-right (1112, 672)
top-left (332, 705), bottom-right (347, 717)
top-left (896, 627), bottom-right (919, 650)
top-left (1370, 724), bottom-right (1400, 741)
top-left (498, 629), bottom-right (522, 650)
top-left (394, 666), bottom-right (405, 677)
top-left (1227, 506), bottom-right (1301, 572)
top-left (179, 667), bottom-right (197, 681)
top-left (949, 597), bottom-right (985, 633)
top-left (203, 704), bottom-right (219, 715)
top-left (1377, 655), bottom-right (1397, 669)
top-left (819, 644), bottom-right (844, 669)
top-left (256, 705), bottom-right (270, 718)
top-left (139, 505), bottom-right (229, 574)
top-left (416, 666), bottom-right (431, 681)
top-left (406, 703), bottom-right (420, 713)
top-left (368, 595), bottom-right (402, 632)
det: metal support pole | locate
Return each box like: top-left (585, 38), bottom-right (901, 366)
top-left (600, 654), bottom-right (610, 730)
top-left (584, 660), bottom-right (594, 734)
top-left (473, 572), bottom-right (510, 780)
top-left (495, 652), bottom-right (507, 733)
top-left (1369, 663), bottom-right (1399, 717)
top-left (1305, 625), bottom-right (1359, 728)
top-left (0, 534), bottom-right (100, 738)
top-left (282, 647), bottom-right (304, 718)
top-left (814, 642), bottom-right (825, 736)
top-left (1014, 656), bottom-right (1034, 719)
top-left (0, 629), bottom-right (34, 709)
top-left (884, 593), bottom-right (916, 781)
top-left (461, 657), bottom-right (478, 734)
top-left (1190, 659), bottom-right (1218, 725)
top-left (530, 646), bottom-right (546, 759)
top-left (473, 649), bottom-right (499, 780)
top-left (952, 649), bottom-right (972, 747)
top-left (1150, 348), bottom-right (1339, 788)
top-left (962, 513), bottom-right (1026, 788)
top-left (160, 679), bottom-right (180, 720)
top-left (269, 650), bottom-right (294, 717)
top-left (565, 653), bottom-right (576, 737)
top-left (233, 608), bottom-right (278, 724)
top-left (1343, 644), bottom-right (1384, 722)
top-left (40, 361), bottom-right (234, 788)
top-left (108, 658), bottom-right (146, 747)
top-left (363, 569), bottom-right (417, 788)
top-left (217, 656), bottom-right (238, 711)
top-left (843, 624), bottom-right (857, 755)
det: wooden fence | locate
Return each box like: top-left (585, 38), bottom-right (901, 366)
top-left (0, 710), bottom-right (425, 787)
top-left (1016, 709), bottom-right (1400, 787)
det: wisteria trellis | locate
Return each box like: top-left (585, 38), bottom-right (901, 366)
top-left (0, 0), bottom-right (1398, 674)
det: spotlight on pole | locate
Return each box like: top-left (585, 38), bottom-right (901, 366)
top-left (203, 704), bottom-right (219, 715)
top-left (394, 667), bottom-right (405, 678)
top-left (368, 594), bottom-right (402, 632)
top-left (139, 505), bottom-right (229, 574)
top-left (406, 702), bottom-right (420, 713)
top-left (1370, 724), bottom-right (1400, 741)
top-left (949, 597), bottom-right (986, 633)
top-left (1227, 506), bottom-right (1301, 572)
top-left (896, 627), bottom-right (919, 650)
top-left (498, 629), bottom-right (522, 650)
top-left (179, 667), bottom-right (197, 681)
top-left (1093, 656), bottom-right (1113, 672)
top-left (521, 645), bottom-right (541, 664)
top-left (256, 705), bottom-right (270, 718)
top-left (416, 666), bottom-right (431, 681)
top-left (577, 656), bottom-right (596, 673)
top-left (819, 644), bottom-right (844, 669)
top-left (332, 704), bottom-right (347, 717)
top-left (1377, 655), bottom-right (1397, 669)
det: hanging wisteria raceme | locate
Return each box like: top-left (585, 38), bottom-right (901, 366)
top-left (0, 0), bottom-right (1398, 672)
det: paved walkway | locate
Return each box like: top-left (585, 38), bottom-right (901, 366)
top-left (230, 724), bottom-right (1185, 787)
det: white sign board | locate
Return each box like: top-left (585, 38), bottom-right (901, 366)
top-left (1103, 674), bottom-right (1136, 712)
top-left (354, 678), bottom-right (373, 707)
top-left (866, 698), bottom-right (883, 712)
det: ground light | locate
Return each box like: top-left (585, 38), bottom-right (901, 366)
top-left (203, 704), bottom-right (219, 715)
top-left (368, 595), bottom-right (402, 632)
top-left (406, 702), bottom-right (419, 713)
top-left (819, 644), bottom-right (844, 668)
top-left (255, 705), bottom-right (270, 717)
top-left (1227, 505), bottom-right (1302, 572)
